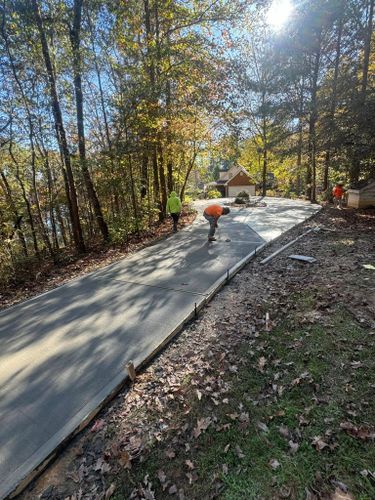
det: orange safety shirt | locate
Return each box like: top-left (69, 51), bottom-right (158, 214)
top-left (332, 186), bottom-right (344, 198)
top-left (204, 204), bottom-right (224, 218)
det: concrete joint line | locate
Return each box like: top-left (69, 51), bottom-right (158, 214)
top-left (104, 277), bottom-right (209, 297)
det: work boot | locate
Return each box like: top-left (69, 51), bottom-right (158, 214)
top-left (208, 236), bottom-right (216, 241)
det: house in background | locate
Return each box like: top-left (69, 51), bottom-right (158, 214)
top-left (347, 179), bottom-right (375, 208)
top-left (205, 164), bottom-right (256, 198)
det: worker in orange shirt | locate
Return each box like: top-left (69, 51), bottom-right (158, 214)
top-left (203, 204), bottom-right (230, 241)
top-left (332, 182), bottom-right (345, 209)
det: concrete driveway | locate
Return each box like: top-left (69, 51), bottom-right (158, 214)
top-left (0, 197), bottom-right (320, 498)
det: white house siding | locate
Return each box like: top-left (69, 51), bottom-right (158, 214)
top-left (228, 185), bottom-right (255, 197)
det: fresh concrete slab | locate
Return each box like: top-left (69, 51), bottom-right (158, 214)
top-left (0, 197), bottom-right (320, 499)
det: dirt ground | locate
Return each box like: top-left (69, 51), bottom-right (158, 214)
top-left (18, 206), bottom-right (375, 500)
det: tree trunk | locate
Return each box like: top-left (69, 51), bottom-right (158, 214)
top-left (360, 0), bottom-right (374, 100)
top-left (55, 204), bottom-right (68, 247)
top-left (8, 145), bottom-right (40, 256)
top-left (166, 77), bottom-right (173, 192)
top-left (0, 171), bottom-right (28, 256)
top-left (144, 0), bottom-right (162, 216)
top-left (152, 145), bottom-right (160, 206)
top-left (180, 149), bottom-right (199, 201)
top-left (1, 10), bottom-right (53, 256)
top-left (32, 0), bottom-right (85, 253)
top-left (158, 143), bottom-right (167, 219)
top-left (350, 0), bottom-right (374, 183)
top-left (307, 43), bottom-right (321, 203)
top-left (31, 147), bottom-right (55, 258)
top-left (141, 151), bottom-right (148, 199)
top-left (70, 0), bottom-right (109, 242)
top-left (42, 152), bottom-right (59, 251)
top-left (261, 91), bottom-right (267, 197)
top-left (323, 13), bottom-right (343, 191)
top-left (262, 148), bottom-right (267, 197)
top-left (128, 153), bottom-right (139, 234)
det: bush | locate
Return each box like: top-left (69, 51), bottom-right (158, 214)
top-left (0, 243), bottom-right (14, 285)
top-left (234, 191), bottom-right (250, 204)
top-left (236, 191), bottom-right (250, 199)
top-left (183, 195), bottom-right (193, 204)
top-left (185, 189), bottom-right (203, 201)
top-left (207, 189), bottom-right (221, 199)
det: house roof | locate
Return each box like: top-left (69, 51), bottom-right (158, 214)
top-left (207, 165), bottom-right (254, 188)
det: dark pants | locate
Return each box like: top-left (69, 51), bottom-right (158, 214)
top-left (204, 213), bottom-right (217, 237)
top-left (171, 212), bottom-right (180, 232)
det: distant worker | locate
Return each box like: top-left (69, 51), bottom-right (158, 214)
top-left (166, 191), bottom-right (182, 233)
top-left (332, 182), bottom-right (345, 209)
top-left (203, 204), bottom-right (230, 241)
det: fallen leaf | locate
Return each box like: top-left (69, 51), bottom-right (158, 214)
top-left (185, 460), bottom-right (195, 470)
top-left (169, 484), bottom-right (178, 495)
top-left (196, 389), bottom-right (202, 400)
top-left (279, 486), bottom-right (291, 498)
top-left (185, 471), bottom-right (198, 484)
top-left (119, 451), bottom-right (131, 469)
top-left (331, 480), bottom-right (348, 493)
top-left (193, 417), bottom-right (212, 439)
top-left (360, 469), bottom-right (375, 479)
top-left (299, 414), bottom-right (310, 426)
top-left (257, 421), bottom-right (269, 433)
top-left (346, 410), bottom-right (357, 417)
top-left (157, 470), bottom-right (166, 484)
top-left (288, 440), bottom-right (299, 454)
top-left (258, 356), bottom-right (267, 372)
top-left (105, 483), bottom-right (116, 499)
top-left (66, 471), bottom-right (80, 483)
top-left (224, 443), bottom-right (230, 453)
top-left (165, 449), bottom-right (176, 459)
top-left (222, 464), bottom-right (229, 474)
top-left (90, 419), bottom-right (106, 433)
top-left (350, 361), bottom-right (363, 369)
top-left (235, 445), bottom-right (245, 459)
top-left (279, 425), bottom-right (289, 438)
top-left (331, 487), bottom-right (354, 499)
top-left (311, 436), bottom-right (329, 451)
top-left (269, 458), bottom-right (281, 469)
top-left (269, 410), bottom-right (285, 420)
top-left (93, 458), bottom-right (111, 474)
top-left (340, 421), bottom-right (375, 440)
top-left (291, 377), bottom-right (301, 386)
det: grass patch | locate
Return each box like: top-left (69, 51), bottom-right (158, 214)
top-left (112, 302), bottom-right (375, 499)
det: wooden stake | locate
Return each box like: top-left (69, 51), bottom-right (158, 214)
top-left (265, 312), bottom-right (271, 331)
top-left (126, 361), bottom-right (136, 382)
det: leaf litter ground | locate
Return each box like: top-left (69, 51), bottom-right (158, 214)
top-left (20, 207), bottom-right (375, 500)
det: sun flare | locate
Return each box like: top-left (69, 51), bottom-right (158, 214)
top-left (266, 0), bottom-right (294, 30)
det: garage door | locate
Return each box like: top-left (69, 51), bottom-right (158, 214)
top-left (228, 185), bottom-right (255, 197)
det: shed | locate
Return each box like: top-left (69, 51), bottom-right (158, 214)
top-left (347, 179), bottom-right (375, 208)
